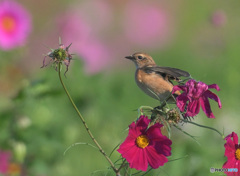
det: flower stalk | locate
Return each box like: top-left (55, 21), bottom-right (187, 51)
top-left (57, 62), bottom-right (118, 174)
top-left (181, 119), bottom-right (224, 139)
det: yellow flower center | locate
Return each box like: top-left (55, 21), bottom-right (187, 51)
top-left (136, 135), bottom-right (149, 149)
top-left (235, 148), bottom-right (240, 160)
top-left (1, 16), bottom-right (16, 32)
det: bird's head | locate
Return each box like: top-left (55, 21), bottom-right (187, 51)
top-left (125, 52), bottom-right (156, 68)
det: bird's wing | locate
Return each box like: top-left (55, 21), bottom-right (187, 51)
top-left (144, 66), bottom-right (190, 81)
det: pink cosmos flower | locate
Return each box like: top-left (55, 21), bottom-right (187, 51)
top-left (223, 132), bottom-right (240, 176)
top-left (0, 150), bottom-right (11, 174)
top-left (0, 0), bottom-right (31, 50)
top-left (117, 115), bottom-right (172, 171)
top-left (172, 79), bottom-right (222, 118)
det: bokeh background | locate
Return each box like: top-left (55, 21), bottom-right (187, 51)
top-left (0, 0), bottom-right (240, 175)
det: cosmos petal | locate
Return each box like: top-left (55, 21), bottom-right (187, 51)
top-left (145, 146), bottom-right (168, 169)
top-left (199, 96), bottom-right (215, 118)
top-left (129, 148), bottom-right (148, 171)
top-left (176, 93), bottom-right (189, 112)
top-left (185, 100), bottom-right (200, 117)
top-left (191, 81), bottom-right (208, 98)
top-left (208, 84), bottom-right (220, 91)
top-left (154, 139), bottom-right (172, 156)
top-left (204, 90), bottom-right (222, 109)
top-left (146, 123), bottom-right (163, 140)
top-left (172, 85), bottom-right (187, 94)
top-left (225, 132), bottom-right (239, 147)
top-left (135, 116), bottom-right (150, 134)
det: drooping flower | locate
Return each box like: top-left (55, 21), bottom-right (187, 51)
top-left (117, 116), bottom-right (172, 171)
top-left (0, 0), bottom-right (31, 50)
top-left (0, 150), bottom-right (11, 174)
top-left (172, 79), bottom-right (222, 118)
top-left (223, 132), bottom-right (240, 176)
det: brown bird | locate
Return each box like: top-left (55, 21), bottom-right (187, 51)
top-left (125, 52), bottom-right (190, 102)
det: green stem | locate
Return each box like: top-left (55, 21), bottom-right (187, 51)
top-left (116, 159), bottom-right (127, 176)
top-left (57, 63), bottom-right (118, 173)
top-left (181, 119), bottom-right (224, 139)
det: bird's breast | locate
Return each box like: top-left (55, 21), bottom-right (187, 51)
top-left (135, 69), bottom-right (173, 101)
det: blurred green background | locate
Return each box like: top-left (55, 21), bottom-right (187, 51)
top-left (1, 0), bottom-right (240, 175)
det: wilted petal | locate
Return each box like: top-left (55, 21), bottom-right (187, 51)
top-left (185, 100), bottom-right (200, 117)
top-left (208, 84), bottom-right (220, 91)
top-left (172, 85), bottom-right (187, 94)
top-left (192, 82), bottom-right (208, 99)
top-left (176, 93), bottom-right (189, 112)
top-left (185, 79), bottom-right (197, 97)
top-left (204, 90), bottom-right (222, 109)
top-left (199, 96), bottom-right (215, 118)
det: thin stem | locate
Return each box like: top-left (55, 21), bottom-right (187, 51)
top-left (57, 63), bottom-right (118, 173)
top-left (181, 119), bottom-right (224, 139)
top-left (116, 159), bottom-right (127, 174)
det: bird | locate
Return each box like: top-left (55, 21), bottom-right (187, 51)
top-left (125, 52), bottom-right (190, 103)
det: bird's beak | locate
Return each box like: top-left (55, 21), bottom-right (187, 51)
top-left (125, 55), bottom-right (134, 60)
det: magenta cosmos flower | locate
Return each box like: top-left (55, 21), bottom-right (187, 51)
top-left (223, 132), bottom-right (240, 176)
top-left (117, 116), bottom-right (172, 171)
top-left (172, 79), bottom-right (222, 118)
top-left (0, 0), bottom-right (31, 50)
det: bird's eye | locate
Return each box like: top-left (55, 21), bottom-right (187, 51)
top-left (137, 55), bottom-right (143, 60)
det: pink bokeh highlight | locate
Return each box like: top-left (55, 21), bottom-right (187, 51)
top-left (0, 150), bottom-right (11, 174)
top-left (0, 0), bottom-right (32, 50)
top-left (59, 1), bottom-right (113, 74)
top-left (123, 1), bottom-right (172, 48)
top-left (211, 10), bottom-right (227, 27)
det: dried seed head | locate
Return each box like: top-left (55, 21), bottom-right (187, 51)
top-left (41, 40), bottom-right (73, 76)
